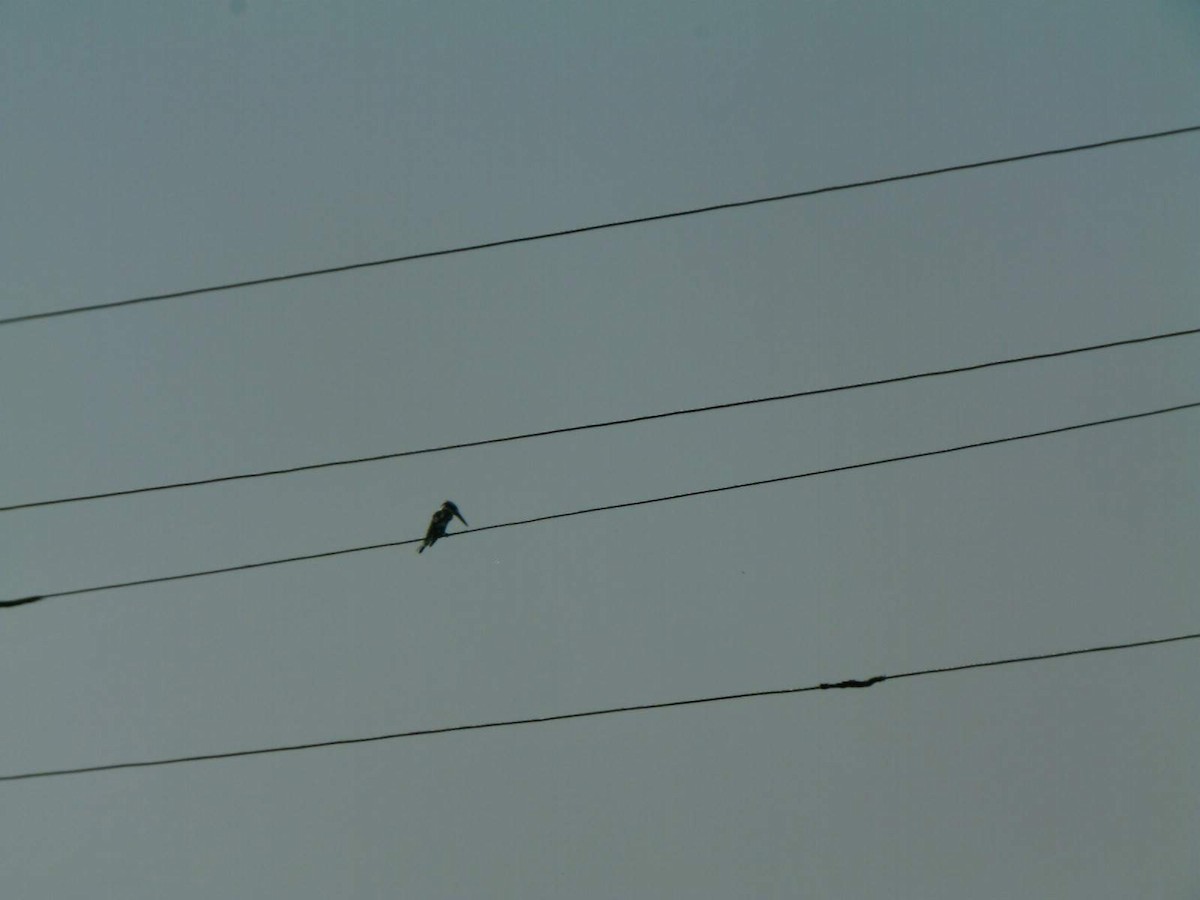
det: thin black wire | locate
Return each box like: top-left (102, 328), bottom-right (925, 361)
top-left (2, 124), bottom-right (1196, 328)
top-left (5, 325), bottom-right (1197, 513)
top-left (2, 630), bottom-right (1195, 783)
top-left (4, 400), bottom-right (1195, 609)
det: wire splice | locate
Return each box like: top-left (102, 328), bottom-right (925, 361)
top-left (2, 631), bottom-right (1194, 783)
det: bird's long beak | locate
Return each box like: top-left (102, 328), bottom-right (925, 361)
top-left (453, 511), bottom-right (468, 527)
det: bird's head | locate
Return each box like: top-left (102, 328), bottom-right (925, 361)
top-left (443, 500), bottom-right (467, 526)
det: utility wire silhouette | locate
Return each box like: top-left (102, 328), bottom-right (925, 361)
top-left (5, 325), bottom-right (1197, 513)
top-left (4, 400), bottom-right (1196, 609)
top-left (2, 123), bottom-right (1196, 328)
top-left (2, 630), bottom-right (1195, 783)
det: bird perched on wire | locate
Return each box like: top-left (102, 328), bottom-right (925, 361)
top-left (418, 501), bottom-right (468, 553)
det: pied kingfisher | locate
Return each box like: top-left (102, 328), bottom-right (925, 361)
top-left (418, 501), bottom-right (468, 553)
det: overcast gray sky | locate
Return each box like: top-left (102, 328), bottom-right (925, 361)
top-left (2, 3), bottom-right (1198, 897)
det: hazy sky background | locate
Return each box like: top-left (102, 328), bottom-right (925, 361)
top-left (2, 3), bottom-right (1198, 897)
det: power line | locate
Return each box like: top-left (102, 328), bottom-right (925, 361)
top-left (5, 325), bottom-right (1197, 513)
top-left (4, 400), bottom-right (1195, 609)
top-left (2, 630), bottom-right (1195, 783)
top-left (3, 123), bottom-right (1197, 328)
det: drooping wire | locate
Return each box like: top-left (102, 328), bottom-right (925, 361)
top-left (2, 124), bottom-right (1196, 328)
top-left (2, 630), bottom-right (1195, 783)
top-left (4, 325), bottom-right (1196, 513)
top-left (4, 400), bottom-right (1195, 609)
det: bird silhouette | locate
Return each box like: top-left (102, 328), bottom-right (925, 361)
top-left (418, 500), bottom-right (468, 553)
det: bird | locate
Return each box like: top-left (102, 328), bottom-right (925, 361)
top-left (418, 501), bottom-right (468, 553)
